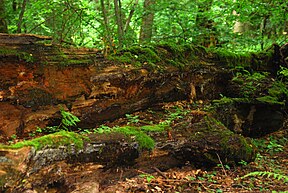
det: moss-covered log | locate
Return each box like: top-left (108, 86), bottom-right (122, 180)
top-left (0, 34), bottom-right (231, 139)
top-left (0, 131), bottom-right (139, 191)
top-left (158, 116), bottom-right (256, 167)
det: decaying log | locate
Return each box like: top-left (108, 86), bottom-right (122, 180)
top-left (214, 101), bottom-right (284, 137)
top-left (0, 33), bottom-right (286, 192)
top-left (0, 132), bottom-right (139, 191)
top-left (0, 34), bottom-right (230, 139)
top-left (0, 33), bottom-right (52, 45)
top-left (0, 115), bottom-right (256, 192)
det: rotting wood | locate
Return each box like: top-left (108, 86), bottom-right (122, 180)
top-left (0, 33), bottom-right (52, 45)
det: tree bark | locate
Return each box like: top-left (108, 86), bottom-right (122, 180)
top-left (124, 0), bottom-right (139, 33)
top-left (0, 0), bottom-right (8, 33)
top-left (17, 0), bottom-right (28, 33)
top-left (139, 0), bottom-right (156, 44)
top-left (99, 0), bottom-right (114, 55)
top-left (195, 0), bottom-right (215, 47)
top-left (114, 0), bottom-right (124, 49)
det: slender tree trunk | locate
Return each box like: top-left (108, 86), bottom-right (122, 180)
top-left (139, 0), bottom-right (156, 44)
top-left (99, 0), bottom-right (115, 55)
top-left (260, 16), bottom-right (268, 51)
top-left (0, 0), bottom-right (8, 33)
top-left (114, 0), bottom-right (124, 49)
top-left (17, 0), bottom-right (28, 33)
top-left (195, 0), bottom-right (215, 47)
top-left (124, 0), bottom-right (139, 33)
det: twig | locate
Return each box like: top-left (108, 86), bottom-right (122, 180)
top-left (216, 153), bottom-right (228, 176)
top-left (152, 167), bottom-right (168, 179)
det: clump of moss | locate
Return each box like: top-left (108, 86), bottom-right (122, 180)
top-left (116, 126), bottom-right (156, 150)
top-left (0, 131), bottom-right (88, 150)
top-left (108, 46), bottom-right (160, 68)
top-left (203, 116), bottom-right (256, 163)
top-left (94, 124), bottom-right (167, 150)
top-left (256, 81), bottom-right (288, 105)
top-left (208, 48), bottom-right (252, 67)
top-left (212, 96), bottom-right (251, 107)
top-left (156, 43), bottom-right (200, 68)
top-left (0, 48), bottom-right (35, 63)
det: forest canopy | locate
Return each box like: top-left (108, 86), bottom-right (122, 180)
top-left (0, 0), bottom-right (287, 52)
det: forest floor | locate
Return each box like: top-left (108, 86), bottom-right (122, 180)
top-left (4, 100), bottom-right (288, 193)
top-left (97, 100), bottom-right (288, 193)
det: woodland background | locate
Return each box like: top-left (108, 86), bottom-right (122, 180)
top-left (0, 0), bottom-right (287, 51)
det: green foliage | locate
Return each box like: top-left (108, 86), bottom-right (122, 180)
top-left (31, 108), bottom-right (80, 136)
top-left (0, 131), bottom-right (88, 150)
top-left (241, 171), bottom-right (288, 183)
top-left (278, 66), bottom-right (288, 80)
top-left (93, 124), bottom-right (166, 150)
top-left (126, 114), bottom-right (140, 124)
top-left (252, 136), bottom-right (287, 155)
top-left (60, 107), bottom-right (80, 130)
top-left (139, 174), bottom-right (155, 183)
top-left (93, 125), bottom-right (113, 134)
top-left (2, 0), bottom-right (286, 50)
top-left (232, 70), bottom-right (269, 98)
top-left (164, 105), bottom-right (190, 125)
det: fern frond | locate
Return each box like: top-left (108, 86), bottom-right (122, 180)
top-left (242, 171), bottom-right (288, 183)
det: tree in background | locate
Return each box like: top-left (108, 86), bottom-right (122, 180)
top-left (139, 0), bottom-right (156, 44)
top-left (16, 0), bottom-right (28, 33)
top-left (0, 0), bottom-right (8, 33)
top-left (194, 0), bottom-right (215, 47)
top-left (0, 0), bottom-right (287, 52)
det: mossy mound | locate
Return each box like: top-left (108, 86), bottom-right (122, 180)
top-left (108, 43), bottom-right (260, 70)
top-left (94, 124), bottom-right (167, 150)
top-left (108, 43), bottom-right (207, 69)
top-left (0, 131), bottom-right (88, 150)
top-left (172, 116), bottom-right (257, 166)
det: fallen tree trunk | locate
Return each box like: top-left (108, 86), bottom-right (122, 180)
top-left (0, 33), bottom-right (287, 192)
top-left (0, 114), bottom-right (256, 192)
top-left (0, 34), bottom-right (232, 139)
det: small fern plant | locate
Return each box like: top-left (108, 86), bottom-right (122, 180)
top-left (60, 107), bottom-right (80, 130)
top-left (241, 171), bottom-right (288, 183)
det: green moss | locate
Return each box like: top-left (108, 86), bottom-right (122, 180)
top-left (108, 43), bottom-right (254, 70)
top-left (111, 126), bottom-right (155, 150)
top-left (140, 124), bottom-right (166, 132)
top-left (208, 48), bottom-right (251, 67)
top-left (108, 46), bottom-right (161, 68)
top-left (212, 97), bottom-right (251, 106)
top-left (0, 48), bottom-right (18, 55)
top-left (94, 124), bottom-right (167, 150)
top-left (156, 43), bottom-right (199, 68)
top-left (203, 116), bottom-right (256, 163)
top-left (255, 81), bottom-right (288, 105)
top-left (0, 48), bottom-right (35, 63)
top-left (0, 131), bottom-right (88, 150)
